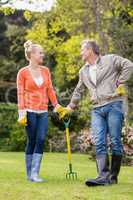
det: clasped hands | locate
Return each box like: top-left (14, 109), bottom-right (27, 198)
top-left (54, 104), bottom-right (73, 120)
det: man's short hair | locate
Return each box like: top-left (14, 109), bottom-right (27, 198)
top-left (81, 40), bottom-right (100, 55)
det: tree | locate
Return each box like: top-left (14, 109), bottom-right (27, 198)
top-left (0, 10), bottom-right (27, 103)
top-left (108, 0), bottom-right (133, 123)
top-left (0, 12), bottom-right (9, 56)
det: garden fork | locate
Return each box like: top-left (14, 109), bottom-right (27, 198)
top-left (64, 118), bottom-right (77, 180)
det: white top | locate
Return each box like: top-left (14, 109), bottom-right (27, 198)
top-left (26, 109), bottom-right (47, 113)
top-left (89, 64), bottom-right (97, 85)
top-left (33, 76), bottom-right (44, 86)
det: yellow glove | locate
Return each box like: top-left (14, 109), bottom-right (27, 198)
top-left (54, 104), bottom-right (65, 114)
top-left (116, 84), bottom-right (126, 96)
top-left (18, 110), bottom-right (27, 126)
top-left (54, 105), bottom-right (73, 120)
top-left (59, 107), bottom-right (73, 120)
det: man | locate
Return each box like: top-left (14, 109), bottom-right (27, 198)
top-left (55, 40), bottom-right (133, 186)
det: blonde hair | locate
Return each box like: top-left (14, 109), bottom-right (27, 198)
top-left (24, 40), bottom-right (42, 61)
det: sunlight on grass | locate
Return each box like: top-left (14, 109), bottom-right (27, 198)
top-left (0, 152), bottom-right (133, 200)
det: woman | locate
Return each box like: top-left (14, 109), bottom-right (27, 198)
top-left (17, 40), bottom-right (63, 182)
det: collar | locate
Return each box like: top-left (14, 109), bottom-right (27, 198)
top-left (85, 56), bottom-right (101, 67)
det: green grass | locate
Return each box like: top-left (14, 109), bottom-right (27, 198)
top-left (0, 152), bottom-right (133, 200)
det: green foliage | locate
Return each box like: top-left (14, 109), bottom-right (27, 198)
top-left (55, 35), bottom-right (84, 90)
top-left (8, 122), bottom-right (26, 151)
top-left (0, 6), bottom-right (15, 15)
top-left (0, 13), bottom-right (9, 56)
top-left (0, 103), bottom-right (17, 150)
top-left (78, 93), bottom-right (92, 127)
top-left (0, 103), bottom-right (17, 137)
top-left (108, 0), bottom-right (133, 123)
top-left (0, 13), bottom-right (27, 80)
top-left (0, 12), bottom-right (27, 103)
top-left (0, 58), bottom-right (17, 81)
top-left (109, 5), bottom-right (133, 59)
top-left (0, 0), bottom-right (133, 152)
top-left (0, 103), bottom-right (26, 151)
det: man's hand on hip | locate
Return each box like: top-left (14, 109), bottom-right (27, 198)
top-left (116, 84), bottom-right (126, 96)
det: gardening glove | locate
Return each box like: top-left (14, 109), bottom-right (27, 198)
top-left (116, 84), bottom-right (126, 96)
top-left (54, 104), bottom-right (73, 120)
top-left (18, 110), bottom-right (27, 126)
top-left (59, 106), bottom-right (73, 120)
top-left (54, 104), bottom-right (65, 114)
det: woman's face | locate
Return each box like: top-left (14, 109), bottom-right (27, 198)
top-left (30, 46), bottom-right (45, 64)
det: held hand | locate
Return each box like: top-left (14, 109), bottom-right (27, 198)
top-left (54, 104), bottom-right (73, 120)
top-left (59, 106), bottom-right (73, 120)
top-left (18, 110), bottom-right (27, 126)
top-left (54, 104), bottom-right (65, 114)
top-left (116, 84), bottom-right (126, 96)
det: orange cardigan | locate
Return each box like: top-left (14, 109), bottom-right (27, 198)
top-left (16, 66), bottom-right (58, 110)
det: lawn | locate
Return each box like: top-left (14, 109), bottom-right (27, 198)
top-left (0, 152), bottom-right (133, 200)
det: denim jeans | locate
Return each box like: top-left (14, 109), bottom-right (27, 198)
top-left (25, 112), bottom-right (48, 154)
top-left (91, 101), bottom-right (124, 156)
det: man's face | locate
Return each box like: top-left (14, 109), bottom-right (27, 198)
top-left (80, 44), bottom-right (93, 62)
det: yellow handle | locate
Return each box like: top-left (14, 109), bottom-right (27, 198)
top-left (66, 127), bottom-right (71, 163)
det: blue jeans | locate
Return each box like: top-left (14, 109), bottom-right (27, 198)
top-left (25, 112), bottom-right (48, 154)
top-left (91, 101), bottom-right (124, 156)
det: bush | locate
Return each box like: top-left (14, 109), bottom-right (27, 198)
top-left (0, 103), bottom-right (26, 151)
top-left (122, 123), bottom-right (133, 156)
top-left (8, 122), bottom-right (26, 151)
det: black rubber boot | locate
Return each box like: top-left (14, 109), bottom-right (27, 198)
top-left (109, 154), bottom-right (122, 184)
top-left (85, 154), bottom-right (110, 186)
